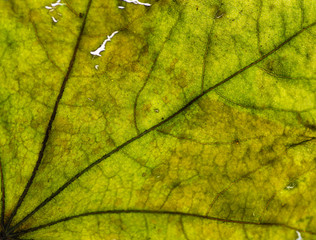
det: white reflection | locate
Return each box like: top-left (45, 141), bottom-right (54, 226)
top-left (52, 16), bottom-right (58, 23)
top-left (45, 0), bottom-right (65, 11)
top-left (90, 31), bottom-right (119, 57)
top-left (122, 0), bottom-right (151, 7)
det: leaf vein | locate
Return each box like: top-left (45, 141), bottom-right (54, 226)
top-left (9, 20), bottom-right (316, 234)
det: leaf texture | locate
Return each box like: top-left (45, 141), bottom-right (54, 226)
top-left (0, 0), bottom-right (315, 239)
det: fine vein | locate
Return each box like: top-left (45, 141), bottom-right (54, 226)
top-left (4, 0), bottom-right (94, 230)
top-left (9, 20), bottom-right (316, 233)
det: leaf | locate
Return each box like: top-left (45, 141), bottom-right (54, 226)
top-left (0, 0), bottom-right (315, 239)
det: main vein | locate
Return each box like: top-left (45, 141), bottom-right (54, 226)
top-left (12, 210), bottom-right (316, 237)
top-left (4, 0), bottom-right (94, 231)
top-left (8, 18), bottom-right (316, 233)
top-left (0, 157), bottom-right (5, 228)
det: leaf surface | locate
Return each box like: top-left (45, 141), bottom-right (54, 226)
top-left (0, 0), bottom-right (315, 239)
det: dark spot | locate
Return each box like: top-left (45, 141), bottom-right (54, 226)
top-left (79, 12), bottom-right (84, 18)
top-left (161, 117), bottom-right (165, 120)
top-left (172, 181), bottom-right (181, 188)
top-left (7, 41), bottom-right (14, 48)
top-left (304, 123), bottom-right (316, 130)
top-left (233, 139), bottom-right (240, 145)
top-left (266, 60), bottom-right (275, 71)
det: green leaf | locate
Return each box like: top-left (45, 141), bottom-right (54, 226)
top-left (0, 0), bottom-right (315, 239)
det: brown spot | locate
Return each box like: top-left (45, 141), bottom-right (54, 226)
top-left (162, 96), bottom-right (170, 104)
top-left (266, 60), bottom-right (275, 71)
top-left (175, 69), bottom-right (189, 88)
top-left (166, 58), bottom-right (179, 74)
top-left (233, 139), bottom-right (240, 145)
top-left (106, 137), bottom-right (116, 148)
top-left (142, 103), bottom-right (152, 112)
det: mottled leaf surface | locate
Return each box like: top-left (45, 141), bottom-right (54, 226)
top-left (0, 0), bottom-right (315, 239)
